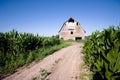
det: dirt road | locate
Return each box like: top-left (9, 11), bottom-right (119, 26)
top-left (3, 43), bottom-right (84, 80)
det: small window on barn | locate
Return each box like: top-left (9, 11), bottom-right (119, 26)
top-left (71, 31), bottom-right (73, 34)
top-left (75, 37), bottom-right (82, 41)
top-left (68, 18), bottom-right (74, 23)
top-left (76, 22), bottom-right (79, 25)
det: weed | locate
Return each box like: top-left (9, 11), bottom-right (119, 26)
top-left (39, 68), bottom-right (51, 80)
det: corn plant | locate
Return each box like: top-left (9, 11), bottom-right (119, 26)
top-left (83, 26), bottom-right (120, 80)
top-left (0, 30), bottom-right (62, 75)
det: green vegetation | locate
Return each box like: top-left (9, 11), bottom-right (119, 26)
top-left (83, 26), bottom-right (120, 80)
top-left (0, 30), bottom-right (68, 76)
top-left (39, 68), bottom-right (51, 80)
top-left (31, 68), bottom-right (51, 80)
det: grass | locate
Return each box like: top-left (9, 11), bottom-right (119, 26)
top-left (31, 68), bottom-right (51, 80)
top-left (80, 59), bottom-right (92, 80)
top-left (39, 68), bottom-right (51, 80)
top-left (35, 41), bottom-right (70, 61)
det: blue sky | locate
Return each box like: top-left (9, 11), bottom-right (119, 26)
top-left (0, 0), bottom-right (120, 36)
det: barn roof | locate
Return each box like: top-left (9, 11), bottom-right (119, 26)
top-left (59, 17), bottom-right (86, 33)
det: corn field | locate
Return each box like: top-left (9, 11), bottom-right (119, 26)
top-left (0, 30), bottom-right (63, 75)
top-left (83, 26), bottom-right (120, 80)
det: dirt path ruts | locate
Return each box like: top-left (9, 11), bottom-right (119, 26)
top-left (3, 43), bottom-right (83, 80)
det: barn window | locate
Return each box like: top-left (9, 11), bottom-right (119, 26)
top-left (76, 22), bottom-right (79, 25)
top-left (75, 37), bottom-right (82, 41)
top-left (71, 31), bottom-right (73, 34)
top-left (68, 18), bottom-right (74, 23)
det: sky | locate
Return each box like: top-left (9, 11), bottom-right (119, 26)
top-left (0, 0), bottom-right (120, 36)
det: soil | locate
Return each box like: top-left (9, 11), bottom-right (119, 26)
top-left (3, 43), bottom-right (85, 80)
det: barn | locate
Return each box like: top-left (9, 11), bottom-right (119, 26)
top-left (58, 18), bottom-right (85, 40)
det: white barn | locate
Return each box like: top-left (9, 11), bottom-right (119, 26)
top-left (59, 18), bottom-right (85, 40)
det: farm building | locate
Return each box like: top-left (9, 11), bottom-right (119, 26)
top-left (58, 18), bottom-right (85, 40)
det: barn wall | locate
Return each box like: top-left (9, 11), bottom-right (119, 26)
top-left (59, 18), bottom-right (85, 40)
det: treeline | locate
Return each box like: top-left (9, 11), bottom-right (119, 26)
top-left (0, 30), bottom-right (65, 75)
top-left (83, 26), bottom-right (120, 80)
